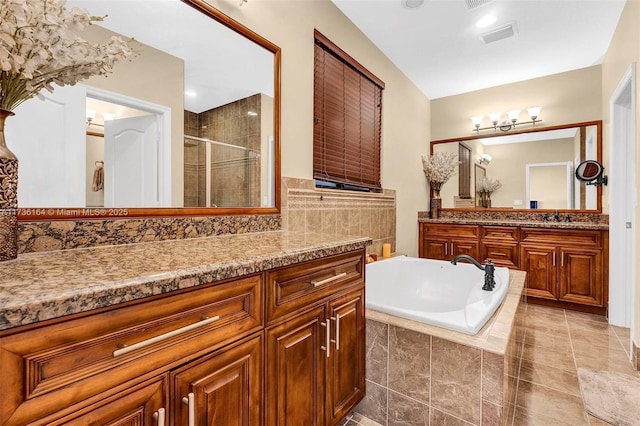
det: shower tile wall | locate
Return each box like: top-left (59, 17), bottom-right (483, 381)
top-left (184, 110), bottom-right (205, 207)
top-left (281, 177), bottom-right (396, 256)
top-left (183, 94), bottom-right (262, 208)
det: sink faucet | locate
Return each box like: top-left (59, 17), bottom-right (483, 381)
top-left (554, 209), bottom-right (561, 222)
top-left (450, 254), bottom-right (495, 291)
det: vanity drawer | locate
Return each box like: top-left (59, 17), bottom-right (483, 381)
top-left (481, 226), bottom-right (519, 242)
top-left (519, 228), bottom-right (603, 247)
top-left (0, 275), bottom-right (263, 425)
top-left (266, 251), bottom-right (364, 323)
top-left (421, 223), bottom-right (479, 239)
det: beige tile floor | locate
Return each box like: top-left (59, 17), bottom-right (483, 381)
top-left (342, 303), bottom-right (639, 426)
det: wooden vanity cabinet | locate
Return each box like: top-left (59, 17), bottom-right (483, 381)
top-left (520, 228), bottom-right (607, 314)
top-left (265, 251), bottom-right (366, 426)
top-left (419, 222), bottom-right (608, 315)
top-left (0, 274), bottom-right (263, 425)
top-left (419, 223), bottom-right (480, 260)
top-left (0, 249), bottom-right (366, 426)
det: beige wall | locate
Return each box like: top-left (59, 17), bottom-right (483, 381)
top-left (601, 0), bottom-right (640, 348)
top-left (431, 66), bottom-right (602, 141)
top-left (206, 0), bottom-right (431, 256)
top-left (83, 25), bottom-right (185, 207)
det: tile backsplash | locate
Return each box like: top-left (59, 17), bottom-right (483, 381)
top-left (281, 177), bottom-right (396, 256)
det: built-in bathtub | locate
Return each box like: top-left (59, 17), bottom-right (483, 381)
top-left (366, 256), bottom-right (509, 334)
top-left (356, 256), bottom-right (526, 425)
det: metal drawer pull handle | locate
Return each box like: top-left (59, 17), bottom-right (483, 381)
top-left (312, 272), bottom-right (347, 287)
top-left (182, 392), bottom-right (195, 426)
top-left (321, 320), bottom-right (331, 358)
top-left (153, 407), bottom-right (165, 426)
top-left (331, 314), bottom-right (341, 350)
top-left (113, 315), bottom-right (220, 357)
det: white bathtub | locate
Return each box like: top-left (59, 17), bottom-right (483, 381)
top-left (365, 256), bottom-right (509, 334)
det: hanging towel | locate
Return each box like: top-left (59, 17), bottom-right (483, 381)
top-left (92, 162), bottom-right (104, 192)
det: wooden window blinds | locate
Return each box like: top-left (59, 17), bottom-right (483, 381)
top-left (313, 30), bottom-right (384, 191)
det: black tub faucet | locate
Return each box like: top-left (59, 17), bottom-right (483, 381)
top-left (451, 254), bottom-right (495, 291)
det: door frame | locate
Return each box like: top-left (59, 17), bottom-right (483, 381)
top-left (609, 63), bottom-right (636, 342)
top-left (525, 161), bottom-right (573, 209)
top-left (84, 86), bottom-right (172, 206)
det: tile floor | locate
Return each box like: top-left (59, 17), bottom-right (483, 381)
top-left (342, 303), bottom-right (639, 426)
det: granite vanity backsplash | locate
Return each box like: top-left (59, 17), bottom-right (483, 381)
top-left (18, 214), bottom-right (281, 254)
top-left (418, 210), bottom-right (608, 230)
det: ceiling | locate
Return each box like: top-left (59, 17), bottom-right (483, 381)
top-left (332, 0), bottom-right (626, 100)
top-left (68, 0), bottom-right (273, 113)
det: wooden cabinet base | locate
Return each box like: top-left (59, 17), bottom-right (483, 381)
top-left (524, 296), bottom-right (607, 316)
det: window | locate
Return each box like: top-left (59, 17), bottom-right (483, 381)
top-left (313, 30), bottom-right (384, 191)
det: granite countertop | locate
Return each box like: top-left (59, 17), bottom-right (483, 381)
top-left (418, 217), bottom-right (609, 230)
top-left (0, 231), bottom-right (371, 331)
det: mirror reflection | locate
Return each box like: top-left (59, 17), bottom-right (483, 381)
top-left (432, 123), bottom-right (601, 211)
top-left (7, 0), bottom-right (276, 210)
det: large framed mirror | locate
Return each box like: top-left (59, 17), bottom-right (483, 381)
top-left (430, 120), bottom-right (603, 212)
top-left (10, 0), bottom-right (280, 220)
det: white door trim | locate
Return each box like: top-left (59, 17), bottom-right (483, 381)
top-left (608, 63), bottom-right (636, 342)
top-left (83, 85), bottom-right (172, 206)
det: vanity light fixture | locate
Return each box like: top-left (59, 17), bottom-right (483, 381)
top-left (102, 112), bottom-right (116, 121)
top-left (478, 153), bottom-right (492, 165)
top-left (471, 107), bottom-right (542, 133)
top-left (86, 108), bottom-right (96, 127)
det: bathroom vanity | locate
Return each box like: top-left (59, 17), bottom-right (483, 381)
top-left (419, 219), bottom-right (608, 315)
top-left (0, 232), bottom-right (368, 425)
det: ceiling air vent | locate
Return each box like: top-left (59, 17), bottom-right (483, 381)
top-left (465, 0), bottom-right (494, 10)
top-left (481, 23), bottom-right (518, 44)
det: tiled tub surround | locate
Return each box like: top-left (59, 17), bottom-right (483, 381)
top-left (355, 270), bottom-right (526, 425)
top-left (418, 210), bottom-right (608, 230)
top-left (17, 213), bottom-right (280, 254)
top-left (0, 231), bottom-right (369, 331)
top-left (281, 177), bottom-right (396, 257)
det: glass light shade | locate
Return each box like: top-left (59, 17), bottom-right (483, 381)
top-left (507, 110), bottom-right (521, 122)
top-left (102, 112), bottom-right (116, 121)
top-left (471, 116), bottom-right (484, 126)
top-left (86, 109), bottom-right (96, 120)
top-left (527, 106), bottom-right (542, 119)
top-left (489, 112), bottom-right (502, 124)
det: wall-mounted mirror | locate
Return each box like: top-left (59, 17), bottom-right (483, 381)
top-left (8, 0), bottom-right (280, 220)
top-left (431, 121), bottom-right (602, 212)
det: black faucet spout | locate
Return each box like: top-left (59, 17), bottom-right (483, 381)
top-left (451, 254), bottom-right (484, 269)
top-left (451, 255), bottom-right (496, 291)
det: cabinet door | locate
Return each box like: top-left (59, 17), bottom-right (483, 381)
top-left (558, 248), bottom-right (604, 306)
top-left (451, 239), bottom-right (479, 260)
top-left (420, 237), bottom-right (449, 260)
top-left (327, 290), bottom-right (365, 425)
top-left (266, 305), bottom-right (327, 426)
top-left (172, 334), bottom-right (263, 426)
top-left (520, 244), bottom-right (557, 300)
top-left (46, 376), bottom-right (168, 426)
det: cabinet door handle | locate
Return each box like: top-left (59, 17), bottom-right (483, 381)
top-left (334, 314), bottom-right (341, 350)
top-left (321, 320), bottom-right (331, 358)
top-left (182, 392), bottom-right (195, 426)
top-left (561, 253), bottom-right (564, 267)
top-left (153, 407), bottom-right (166, 426)
top-left (552, 253), bottom-right (556, 267)
top-left (113, 316), bottom-right (220, 357)
top-left (445, 243), bottom-right (448, 256)
top-left (312, 272), bottom-right (347, 287)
